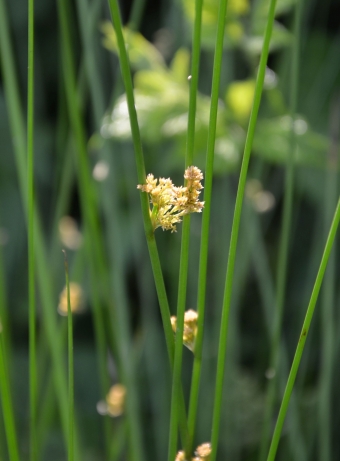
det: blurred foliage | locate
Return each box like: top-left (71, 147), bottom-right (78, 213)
top-left (0, 0), bottom-right (340, 459)
top-left (101, 20), bottom-right (330, 174)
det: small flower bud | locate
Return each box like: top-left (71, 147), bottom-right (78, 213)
top-left (171, 309), bottom-right (198, 353)
top-left (175, 451), bottom-right (187, 461)
top-left (106, 384), bottom-right (126, 417)
top-left (195, 442), bottom-right (212, 460)
top-left (58, 282), bottom-right (84, 316)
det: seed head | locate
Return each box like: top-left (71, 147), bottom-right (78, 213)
top-left (58, 282), bottom-right (84, 316)
top-left (171, 309), bottom-right (198, 353)
top-left (106, 384), bottom-right (127, 417)
top-left (137, 167), bottom-right (204, 232)
top-left (195, 442), bottom-right (212, 460)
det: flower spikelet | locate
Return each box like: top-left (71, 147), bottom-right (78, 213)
top-left (175, 451), bottom-right (187, 461)
top-left (184, 166), bottom-right (204, 213)
top-left (195, 443), bottom-right (212, 461)
top-left (137, 166), bottom-right (204, 232)
top-left (106, 384), bottom-right (126, 417)
top-left (171, 309), bottom-right (198, 353)
top-left (58, 282), bottom-right (84, 316)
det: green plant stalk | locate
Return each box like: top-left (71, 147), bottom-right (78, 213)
top-left (209, 0), bottom-right (277, 458)
top-left (245, 201), bottom-right (307, 461)
top-left (57, 0), bottom-right (147, 458)
top-left (168, 215), bottom-right (191, 461)
top-left (70, 0), bottom-right (114, 456)
top-left (186, 0), bottom-right (228, 454)
top-left (27, 0), bottom-right (37, 457)
top-left (0, 234), bottom-right (11, 358)
top-left (0, 0), bottom-right (81, 456)
top-left (258, 1), bottom-right (302, 458)
top-left (128, 0), bottom-right (147, 30)
top-left (266, 197), bottom-right (340, 461)
top-left (168, 0), bottom-right (203, 457)
top-left (0, 333), bottom-right (20, 461)
top-left (318, 99), bottom-right (339, 461)
top-left (63, 252), bottom-right (74, 461)
top-left (107, 0), bottom-right (189, 445)
top-left (36, 324), bottom-right (67, 456)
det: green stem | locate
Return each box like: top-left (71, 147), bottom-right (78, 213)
top-left (58, 0), bottom-right (148, 457)
top-left (266, 197), bottom-right (340, 461)
top-left (186, 0), bottom-right (227, 455)
top-left (245, 201), bottom-right (307, 461)
top-left (168, 215), bottom-right (191, 461)
top-left (168, 0), bottom-right (203, 457)
top-left (0, 301), bottom-right (20, 461)
top-left (0, 0), bottom-right (81, 455)
top-left (27, 0), bottom-right (37, 457)
top-left (107, 0), bottom-right (189, 445)
top-left (258, 0), bottom-right (302, 458)
top-left (63, 251), bottom-right (74, 461)
top-left (318, 98), bottom-right (339, 461)
top-left (209, 0), bottom-right (277, 458)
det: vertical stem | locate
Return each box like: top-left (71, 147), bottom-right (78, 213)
top-left (0, 302), bottom-right (20, 461)
top-left (27, 0), bottom-right (37, 456)
top-left (266, 198), bottom-right (340, 461)
top-left (168, 214), bottom-right (191, 461)
top-left (63, 251), bottom-right (74, 461)
top-left (168, 0), bottom-right (203, 457)
top-left (209, 0), bottom-right (277, 458)
top-left (0, 0), bottom-right (81, 455)
top-left (186, 0), bottom-right (227, 455)
top-left (258, 1), bottom-right (302, 457)
top-left (106, 0), bottom-right (189, 445)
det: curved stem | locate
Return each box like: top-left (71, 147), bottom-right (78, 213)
top-left (209, 0), bottom-right (278, 458)
top-left (266, 198), bottom-right (340, 461)
top-left (258, 0), bottom-right (303, 457)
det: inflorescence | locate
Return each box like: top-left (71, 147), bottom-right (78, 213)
top-left (171, 309), bottom-right (198, 353)
top-left (137, 166), bottom-right (204, 232)
top-left (175, 442), bottom-right (212, 461)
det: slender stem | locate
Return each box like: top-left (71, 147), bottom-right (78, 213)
top-left (107, 0), bottom-right (189, 444)
top-left (245, 201), bottom-right (307, 461)
top-left (168, 215), bottom-right (191, 461)
top-left (168, 0), bottom-right (203, 457)
top-left (186, 0), bottom-right (228, 455)
top-left (0, 297), bottom-right (20, 461)
top-left (27, 0), bottom-right (37, 457)
top-left (63, 251), bottom-right (74, 461)
top-left (58, 0), bottom-right (148, 457)
top-left (209, 0), bottom-right (278, 458)
top-left (258, 1), bottom-right (302, 458)
top-left (266, 197), bottom-right (340, 461)
top-left (318, 97), bottom-right (339, 461)
top-left (186, 0), bottom-right (203, 163)
top-left (0, 0), bottom-right (81, 455)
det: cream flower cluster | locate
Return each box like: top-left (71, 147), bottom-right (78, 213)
top-left (137, 166), bottom-right (204, 232)
top-left (171, 309), bottom-right (198, 353)
top-left (175, 442), bottom-right (212, 461)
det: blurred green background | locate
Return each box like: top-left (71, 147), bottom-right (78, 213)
top-left (0, 0), bottom-right (340, 459)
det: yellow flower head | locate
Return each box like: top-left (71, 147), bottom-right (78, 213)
top-left (171, 309), bottom-right (198, 353)
top-left (195, 442), bottom-right (212, 460)
top-left (58, 282), bottom-right (84, 316)
top-left (106, 384), bottom-right (127, 417)
top-left (175, 451), bottom-right (187, 461)
top-left (137, 166), bottom-right (204, 232)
